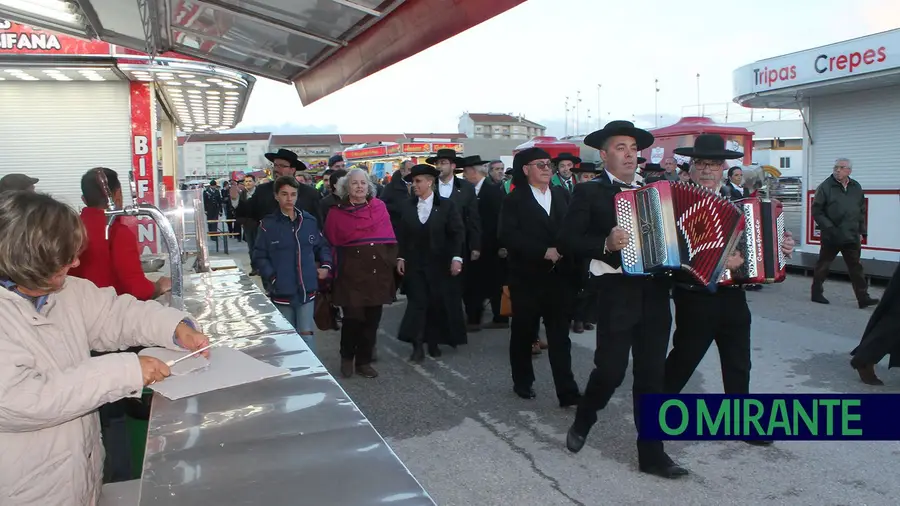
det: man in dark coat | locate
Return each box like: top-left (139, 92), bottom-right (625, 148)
top-left (459, 155), bottom-right (508, 330)
top-left (851, 262), bottom-right (900, 385)
top-left (203, 179), bottom-right (222, 245)
top-left (810, 158), bottom-right (879, 308)
top-left (381, 159), bottom-right (414, 235)
top-left (430, 148), bottom-right (482, 266)
top-left (231, 148), bottom-right (323, 228)
top-left (641, 163), bottom-right (666, 184)
top-left (570, 162), bottom-right (603, 334)
top-left (499, 148), bottom-right (580, 405)
top-left (561, 120), bottom-right (686, 479)
top-left (396, 164), bottom-right (468, 361)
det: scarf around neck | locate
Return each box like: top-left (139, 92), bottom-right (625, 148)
top-left (324, 197), bottom-right (397, 247)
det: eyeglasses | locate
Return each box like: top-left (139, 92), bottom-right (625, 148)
top-left (528, 161), bottom-right (553, 170)
top-left (693, 160), bottom-right (724, 170)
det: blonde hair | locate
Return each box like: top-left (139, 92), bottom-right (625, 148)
top-left (0, 191), bottom-right (86, 291)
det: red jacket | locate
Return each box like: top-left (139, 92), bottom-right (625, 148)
top-left (70, 207), bottom-right (156, 301)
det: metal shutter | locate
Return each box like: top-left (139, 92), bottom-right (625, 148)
top-left (809, 87), bottom-right (900, 189)
top-left (0, 81), bottom-right (133, 209)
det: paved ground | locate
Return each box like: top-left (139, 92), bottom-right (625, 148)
top-left (219, 241), bottom-right (897, 506)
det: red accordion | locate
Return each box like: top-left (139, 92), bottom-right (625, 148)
top-left (719, 198), bottom-right (788, 286)
top-left (615, 181), bottom-right (745, 291)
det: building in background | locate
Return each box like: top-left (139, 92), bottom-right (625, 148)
top-left (729, 120), bottom-right (803, 178)
top-left (180, 133), bottom-right (272, 179)
top-left (458, 113), bottom-right (546, 140)
top-left (270, 134), bottom-right (344, 172)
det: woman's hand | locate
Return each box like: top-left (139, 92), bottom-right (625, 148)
top-left (174, 322), bottom-right (211, 358)
top-left (139, 356), bottom-right (171, 385)
top-left (397, 259), bottom-right (405, 276)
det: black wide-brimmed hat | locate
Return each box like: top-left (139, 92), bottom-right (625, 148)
top-left (404, 164), bottom-right (441, 182)
top-left (572, 162), bottom-right (601, 173)
top-left (552, 152), bottom-right (582, 165)
top-left (673, 134), bottom-right (743, 160)
top-left (457, 155), bottom-right (491, 170)
top-left (584, 120), bottom-right (654, 151)
top-left (642, 162), bottom-right (664, 173)
top-left (265, 148), bottom-right (298, 164)
top-left (426, 148), bottom-right (464, 165)
top-left (637, 156), bottom-right (647, 164)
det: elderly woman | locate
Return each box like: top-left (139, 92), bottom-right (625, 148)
top-left (0, 191), bottom-right (210, 506)
top-left (324, 168), bottom-right (398, 379)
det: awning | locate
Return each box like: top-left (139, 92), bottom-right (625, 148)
top-left (0, 0), bottom-right (525, 105)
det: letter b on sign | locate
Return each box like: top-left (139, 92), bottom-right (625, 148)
top-left (134, 136), bottom-right (149, 155)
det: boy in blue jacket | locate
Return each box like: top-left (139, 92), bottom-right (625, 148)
top-left (254, 176), bottom-right (332, 353)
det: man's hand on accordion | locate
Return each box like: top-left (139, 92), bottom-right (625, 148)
top-left (725, 250), bottom-right (745, 271)
top-left (605, 226), bottom-right (630, 252)
top-left (782, 231), bottom-right (796, 259)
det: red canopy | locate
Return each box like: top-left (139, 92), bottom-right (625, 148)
top-left (513, 136), bottom-right (581, 161)
top-left (643, 117), bottom-right (755, 166)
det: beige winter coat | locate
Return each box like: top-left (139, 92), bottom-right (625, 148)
top-left (0, 276), bottom-right (193, 506)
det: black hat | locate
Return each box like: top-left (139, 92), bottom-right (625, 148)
top-left (457, 155), bottom-right (491, 170)
top-left (328, 154), bottom-right (344, 167)
top-left (673, 134), bottom-right (743, 160)
top-left (642, 162), bottom-right (664, 173)
top-left (513, 147), bottom-right (552, 171)
top-left (404, 164), bottom-right (441, 182)
top-left (0, 173), bottom-right (39, 192)
top-left (265, 148), bottom-right (299, 164)
top-left (678, 162), bottom-right (691, 172)
top-left (552, 152), bottom-right (582, 165)
top-left (426, 148), bottom-right (464, 165)
top-left (584, 120), bottom-right (654, 151)
top-left (209, 179), bottom-right (218, 186)
top-left (637, 156), bottom-right (647, 164)
top-left (572, 162), bottom-right (601, 173)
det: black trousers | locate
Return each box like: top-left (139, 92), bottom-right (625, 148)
top-left (574, 275), bottom-right (672, 463)
top-left (812, 241), bottom-right (870, 301)
top-left (664, 286), bottom-right (751, 395)
top-left (463, 257), bottom-right (506, 324)
top-left (244, 226), bottom-right (258, 265)
top-left (508, 277), bottom-right (579, 399)
top-left (99, 400), bottom-right (132, 483)
top-left (341, 305), bottom-right (383, 365)
top-left (398, 268), bottom-right (450, 346)
top-left (573, 286), bottom-right (599, 324)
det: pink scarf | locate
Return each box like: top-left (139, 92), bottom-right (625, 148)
top-left (324, 198), bottom-right (397, 247)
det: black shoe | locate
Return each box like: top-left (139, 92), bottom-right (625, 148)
top-left (513, 386), bottom-right (536, 399)
top-left (859, 296), bottom-right (880, 309)
top-left (249, 269), bottom-right (259, 276)
top-left (409, 345), bottom-right (425, 363)
top-left (427, 344), bottom-right (442, 358)
top-left (572, 321), bottom-right (584, 334)
top-left (743, 439), bottom-right (773, 447)
top-left (851, 358), bottom-right (884, 386)
top-left (811, 293), bottom-right (830, 304)
top-left (566, 423), bottom-right (589, 453)
top-left (558, 392), bottom-right (582, 408)
top-left (639, 454), bottom-right (689, 479)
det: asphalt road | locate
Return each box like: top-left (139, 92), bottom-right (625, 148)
top-left (221, 241), bottom-right (896, 506)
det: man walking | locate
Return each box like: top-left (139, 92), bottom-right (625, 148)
top-left (810, 157), bottom-right (879, 308)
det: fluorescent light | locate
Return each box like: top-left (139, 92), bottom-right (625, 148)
top-left (167, 81), bottom-right (183, 86)
top-left (224, 91), bottom-right (240, 96)
top-left (177, 74), bottom-right (195, 78)
top-left (205, 90), bottom-right (220, 95)
top-left (0, 0), bottom-right (83, 26)
top-left (186, 89), bottom-right (201, 94)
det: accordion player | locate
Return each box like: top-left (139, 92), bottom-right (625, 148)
top-left (614, 181), bottom-right (745, 291)
top-left (719, 198), bottom-right (788, 286)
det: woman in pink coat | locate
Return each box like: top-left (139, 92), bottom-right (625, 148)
top-left (0, 191), bottom-right (210, 506)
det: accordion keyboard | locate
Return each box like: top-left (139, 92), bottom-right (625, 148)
top-left (616, 198), bottom-right (639, 268)
top-left (777, 212), bottom-right (787, 270)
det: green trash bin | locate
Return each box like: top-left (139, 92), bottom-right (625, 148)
top-left (124, 388), bottom-right (153, 480)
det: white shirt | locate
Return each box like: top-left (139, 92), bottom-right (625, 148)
top-left (589, 171), bottom-right (641, 276)
top-left (417, 193), bottom-right (434, 224)
top-left (474, 177), bottom-right (485, 196)
top-left (730, 182), bottom-right (743, 194)
top-left (438, 178), bottom-right (454, 199)
top-left (530, 185), bottom-right (552, 215)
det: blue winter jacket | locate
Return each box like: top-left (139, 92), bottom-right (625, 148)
top-left (253, 208), bottom-right (333, 305)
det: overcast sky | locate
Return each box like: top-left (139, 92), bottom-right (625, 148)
top-left (233, 0), bottom-right (899, 137)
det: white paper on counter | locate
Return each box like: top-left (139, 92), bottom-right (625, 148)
top-left (144, 346), bottom-right (290, 401)
top-left (139, 347), bottom-right (210, 376)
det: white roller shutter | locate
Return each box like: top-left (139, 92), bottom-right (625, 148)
top-left (0, 81), bottom-right (133, 210)
top-left (809, 87), bottom-right (900, 189)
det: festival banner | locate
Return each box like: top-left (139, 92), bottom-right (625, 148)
top-left (0, 19), bottom-right (111, 55)
top-left (432, 143), bottom-right (464, 152)
top-left (344, 146), bottom-right (388, 159)
top-left (401, 143), bottom-right (431, 153)
top-left (639, 394), bottom-right (893, 441)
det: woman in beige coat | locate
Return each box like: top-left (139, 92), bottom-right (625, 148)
top-left (0, 191), bottom-right (210, 506)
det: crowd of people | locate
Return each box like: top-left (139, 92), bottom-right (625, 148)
top-left (0, 116), bottom-right (899, 502)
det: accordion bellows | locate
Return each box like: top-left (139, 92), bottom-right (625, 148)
top-left (615, 181), bottom-right (745, 291)
top-left (720, 198), bottom-right (788, 285)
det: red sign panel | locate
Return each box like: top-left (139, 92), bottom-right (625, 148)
top-left (806, 190), bottom-right (868, 246)
top-left (130, 82), bottom-right (158, 255)
top-left (432, 143), bottom-right (464, 152)
top-left (344, 146), bottom-right (388, 160)
top-left (402, 143), bottom-right (430, 153)
top-left (386, 144), bottom-right (402, 155)
top-left (0, 19), bottom-right (111, 55)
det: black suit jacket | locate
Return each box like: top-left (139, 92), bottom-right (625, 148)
top-left (380, 170), bottom-right (411, 234)
top-left (475, 180), bottom-right (505, 256)
top-left (499, 184), bottom-right (575, 289)
top-left (442, 177), bottom-right (482, 254)
top-left (236, 180), bottom-right (322, 225)
top-left (720, 183), bottom-right (750, 202)
top-left (397, 194), bottom-right (466, 268)
top-left (559, 171), bottom-right (631, 271)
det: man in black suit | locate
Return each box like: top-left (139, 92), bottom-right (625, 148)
top-left (230, 148), bottom-right (323, 228)
top-left (381, 159), bottom-right (414, 235)
top-left (459, 155), bottom-right (508, 331)
top-left (499, 147), bottom-right (580, 406)
top-left (430, 148), bottom-right (482, 271)
top-left (561, 120), bottom-right (687, 479)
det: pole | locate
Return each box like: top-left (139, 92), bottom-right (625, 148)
top-left (596, 84), bottom-right (602, 129)
top-left (696, 73), bottom-right (700, 115)
top-left (587, 109), bottom-right (591, 132)
top-left (654, 79), bottom-right (659, 128)
top-left (564, 97), bottom-right (569, 137)
top-left (575, 90), bottom-right (581, 136)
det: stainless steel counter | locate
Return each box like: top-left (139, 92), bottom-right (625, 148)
top-left (137, 268), bottom-right (435, 506)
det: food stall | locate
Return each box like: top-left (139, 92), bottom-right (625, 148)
top-left (343, 141), bottom-right (465, 179)
top-left (642, 116), bottom-right (755, 168)
top-left (0, 1), bottom-right (526, 505)
top-left (733, 28), bottom-right (900, 270)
